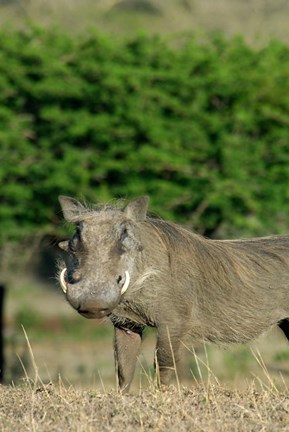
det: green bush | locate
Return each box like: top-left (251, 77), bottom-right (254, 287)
top-left (1, 27), bottom-right (289, 241)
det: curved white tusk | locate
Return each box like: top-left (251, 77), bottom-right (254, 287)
top-left (60, 268), bottom-right (68, 294)
top-left (121, 271), bottom-right (130, 295)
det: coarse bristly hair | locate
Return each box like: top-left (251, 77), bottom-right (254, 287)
top-left (58, 195), bottom-right (289, 391)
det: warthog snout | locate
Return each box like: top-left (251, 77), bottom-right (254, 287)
top-left (59, 268), bottom-right (130, 319)
top-left (75, 299), bottom-right (114, 319)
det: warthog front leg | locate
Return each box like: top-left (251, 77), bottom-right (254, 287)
top-left (155, 325), bottom-right (182, 386)
top-left (114, 325), bottom-right (143, 392)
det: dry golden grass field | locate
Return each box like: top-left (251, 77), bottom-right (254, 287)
top-left (2, 379), bottom-right (289, 431)
top-left (2, 277), bottom-right (289, 431)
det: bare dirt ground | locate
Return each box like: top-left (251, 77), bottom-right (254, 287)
top-left (2, 381), bottom-right (289, 431)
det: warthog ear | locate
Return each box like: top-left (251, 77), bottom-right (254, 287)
top-left (124, 196), bottom-right (149, 222)
top-left (58, 195), bottom-right (85, 222)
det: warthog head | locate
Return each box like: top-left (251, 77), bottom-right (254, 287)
top-left (58, 196), bottom-right (149, 319)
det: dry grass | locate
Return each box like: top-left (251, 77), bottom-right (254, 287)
top-left (2, 322), bottom-right (289, 431)
top-left (2, 378), bottom-right (289, 431)
top-left (3, 279), bottom-right (289, 430)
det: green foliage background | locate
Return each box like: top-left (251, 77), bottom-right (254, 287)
top-left (1, 27), bottom-right (289, 242)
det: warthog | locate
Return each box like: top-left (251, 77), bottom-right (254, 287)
top-left (58, 195), bottom-right (289, 391)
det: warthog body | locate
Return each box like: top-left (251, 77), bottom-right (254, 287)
top-left (58, 195), bottom-right (289, 391)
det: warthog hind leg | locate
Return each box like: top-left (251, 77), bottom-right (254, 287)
top-left (155, 325), bottom-right (183, 386)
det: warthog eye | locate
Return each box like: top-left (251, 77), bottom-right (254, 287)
top-left (69, 225), bottom-right (82, 253)
top-left (120, 227), bottom-right (128, 242)
top-left (117, 222), bottom-right (142, 254)
top-left (116, 226), bottom-right (129, 254)
top-left (69, 236), bottom-right (78, 252)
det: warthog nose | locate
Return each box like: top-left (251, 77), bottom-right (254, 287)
top-left (77, 306), bottom-right (111, 319)
top-left (75, 290), bottom-right (121, 319)
top-left (66, 290), bottom-right (80, 310)
top-left (77, 300), bottom-right (115, 319)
